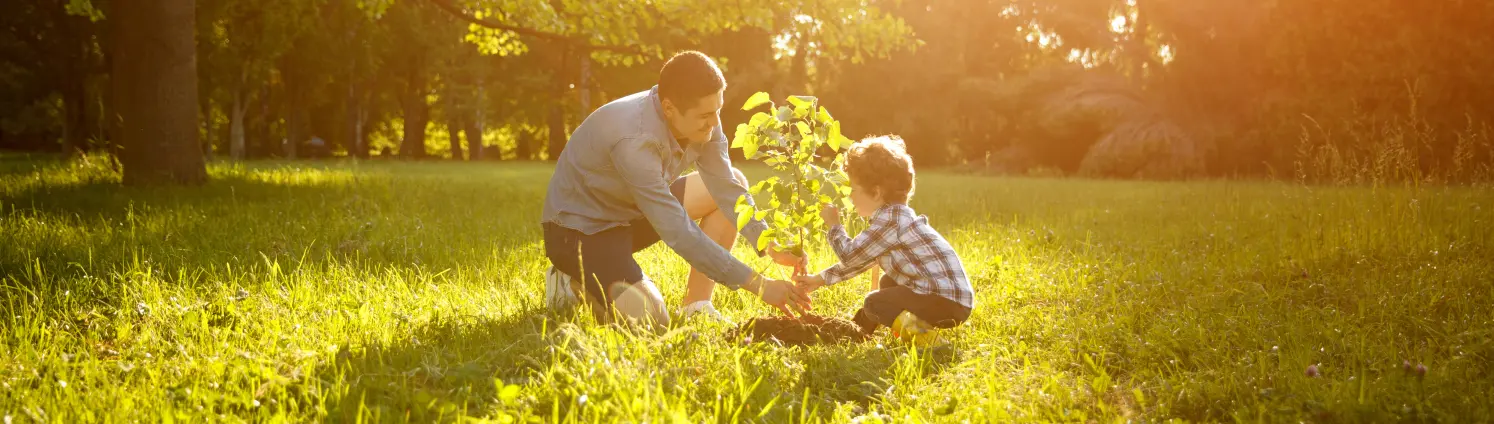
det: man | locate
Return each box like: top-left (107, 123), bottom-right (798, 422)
top-left (541, 51), bottom-right (809, 326)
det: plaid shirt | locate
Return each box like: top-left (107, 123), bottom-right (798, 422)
top-left (820, 203), bottom-right (975, 309)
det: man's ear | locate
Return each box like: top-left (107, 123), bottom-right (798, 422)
top-left (660, 98), bottom-right (677, 117)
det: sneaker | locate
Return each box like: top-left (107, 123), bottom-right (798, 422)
top-left (890, 311), bottom-right (942, 347)
top-left (544, 266), bottom-right (579, 310)
top-left (680, 300), bottom-right (731, 323)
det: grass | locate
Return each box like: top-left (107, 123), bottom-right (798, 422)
top-left (1, 155), bottom-right (1491, 422)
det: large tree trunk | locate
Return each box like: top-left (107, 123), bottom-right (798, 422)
top-left (546, 46), bottom-right (571, 160)
top-left (515, 129), bottom-right (531, 160)
top-left (111, 0), bottom-right (206, 185)
top-left (464, 113), bottom-right (482, 161)
top-left (446, 115), bottom-right (465, 160)
top-left (61, 76), bottom-right (88, 157)
top-left (400, 71), bottom-right (429, 159)
top-left (467, 83), bottom-right (484, 161)
top-left (230, 87), bottom-right (248, 159)
top-left (283, 66), bottom-right (306, 159)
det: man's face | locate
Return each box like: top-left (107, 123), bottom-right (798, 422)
top-left (664, 90), bottom-right (724, 144)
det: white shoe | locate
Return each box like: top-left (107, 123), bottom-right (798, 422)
top-left (680, 300), bottom-right (731, 323)
top-left (544, 266), bottom-right (579, 310)
top-left (611, 278), bottom-right (670, 329)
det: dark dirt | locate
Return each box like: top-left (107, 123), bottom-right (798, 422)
top-left (729, 314), bottom-right (870, 346)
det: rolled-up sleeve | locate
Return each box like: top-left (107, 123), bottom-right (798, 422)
top-left (697, 125), bottom-right (768, 256)
top-left (613, 136), bottom-right (755, 288)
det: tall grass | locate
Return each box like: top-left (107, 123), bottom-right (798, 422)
top-left (1, 155), bottom-right (1491, 421)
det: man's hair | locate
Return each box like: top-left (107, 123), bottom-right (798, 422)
top-left (845, 135), bottom-right (916, 204)
top-left (658, 51), bottom-right (726, 109)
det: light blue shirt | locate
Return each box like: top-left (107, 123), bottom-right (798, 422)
top-left (541, 86), bottom-right (768, 287)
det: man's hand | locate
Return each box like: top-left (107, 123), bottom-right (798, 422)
top-left (793, 272), bottom-right (827, 295)
top-left (745, 274), bottom-right (811, 317)
top-left (767, 242), bottom-right (808, 277)
top-left (821, 204), bottom-right (842, 229)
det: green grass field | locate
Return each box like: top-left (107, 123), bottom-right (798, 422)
top-left (2, 156), bottom-right (1491, 422)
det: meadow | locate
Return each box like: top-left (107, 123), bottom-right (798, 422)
top-left (1, 155), bottom-right (1491, 422)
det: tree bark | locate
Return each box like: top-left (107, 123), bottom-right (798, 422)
top-left (400, 67), bottom-right (430, 159)
top-left (112, 0), bottom-right (207, 185)
top-left (61, 76), bottom-right (87, 157)
top-left (468, 82), bottom-right (484, 161)
top-left (546, 45), bottom-right (571, 160)
top-left (230, 86), bottom-right (248, 159)
top-left (446, 115), bottom-right (465, 160)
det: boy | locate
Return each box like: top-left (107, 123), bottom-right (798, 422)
top-left (794, 135), bottom-right (975, 345)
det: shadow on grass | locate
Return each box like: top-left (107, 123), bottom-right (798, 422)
top-left (795, 342), bottom-right (961, 415)
top-left (316, 308), bottom-right (563, 421)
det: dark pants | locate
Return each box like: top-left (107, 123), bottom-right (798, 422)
top-left (543, 178), bottom-right (687, 320)
top-left (853, 275), bottom-right (972, 333)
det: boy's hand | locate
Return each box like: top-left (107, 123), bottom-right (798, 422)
top-left (821, 204), bottom-right (842, 228)
top-left (793, 273), bottom-right (827, 294)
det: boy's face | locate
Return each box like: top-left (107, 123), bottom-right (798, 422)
top-left (848, 178), bottom-right (884, 218)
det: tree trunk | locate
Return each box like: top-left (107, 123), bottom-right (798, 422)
top-left (400, 71), bottom-right (430, 159)
top-left (464, 114), bottom-right (482, 161)
top-left (111, 0), bottom-right (206, 185)
top-left (468, 83), bottom-right (484, 161)
top-left (447, 115), bottom-right (465, 160)
top-left (579, 54), bottom-right (592, 114)
top-left (354, 92), bottom-right (370, 159)
top-left (547, 46), bottom-right (571, 160)
top-left (230, 88), bottom-right (248, 159)
top-left (516, 129), bottom-right (533, 161)
top-left (61, 76), bottom-right (87, 157)
top-left (283, 68), bottom-right (305, 159)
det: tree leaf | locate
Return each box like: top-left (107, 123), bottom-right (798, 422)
top-left (775, 106), bottom-right (795, 122)
top-left (757, 229), bottom-right (776, 251)
top-left (795, 122), bottom-right (812, 139)
top-left (732, 124), bottom-right (752, 148)
top-left (749, 112), bottom-right (774, 127)
top-left (817, 106), bottom-right (833, 125)
top-left (741, 135), bottom-right (759, 159)
top-left (828, 121), bottom-right (846, 151)
top-left (742, 92), bottom-right (772, 111)
top-left (736, 207), bottom-right (752, 231)
top-left (788, 96), bottom-right (816, 118)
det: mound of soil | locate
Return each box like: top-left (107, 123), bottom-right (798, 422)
top-left (729, 314), bottom-right (869, 346)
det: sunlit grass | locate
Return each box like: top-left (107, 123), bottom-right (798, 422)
top-left (1, 156), bottom-right (1491, 421)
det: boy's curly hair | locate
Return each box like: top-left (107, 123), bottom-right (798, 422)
top-left (845, 135), bottom-right (916, 204)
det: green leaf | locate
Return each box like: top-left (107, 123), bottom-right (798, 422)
top-left (742, 92), bottom-right (773, 111)
top-left (788, 96), bottom-right (816, 118)
top-left (775, 106), bottom-right (795, 122)
top-left (828, 121), bottom-right (846, 152)
top-left (732, 124), bottom-right (751, 148)
top-left (757, 229), bottom-right (776, 251)
top-left (749, 112), bottom-right (774, 128)
top-left (741, 135), bottom-right (759, 159)
top-left (736, 207), bottom-right (752, 231)
top-left (795, 122), bottom-right (812, 140)
top-left (817, 106), bottom-right (834, 125)
top-left (735, 194), bottom-right (752, 215)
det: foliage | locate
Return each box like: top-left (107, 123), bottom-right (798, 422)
top-left (731, 92), bottom-right (854, 255)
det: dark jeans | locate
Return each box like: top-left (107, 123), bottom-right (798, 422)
top-left (853, 275), bottom-right (972, 333)
top-left (543, 178), bottom-right (687, 319)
